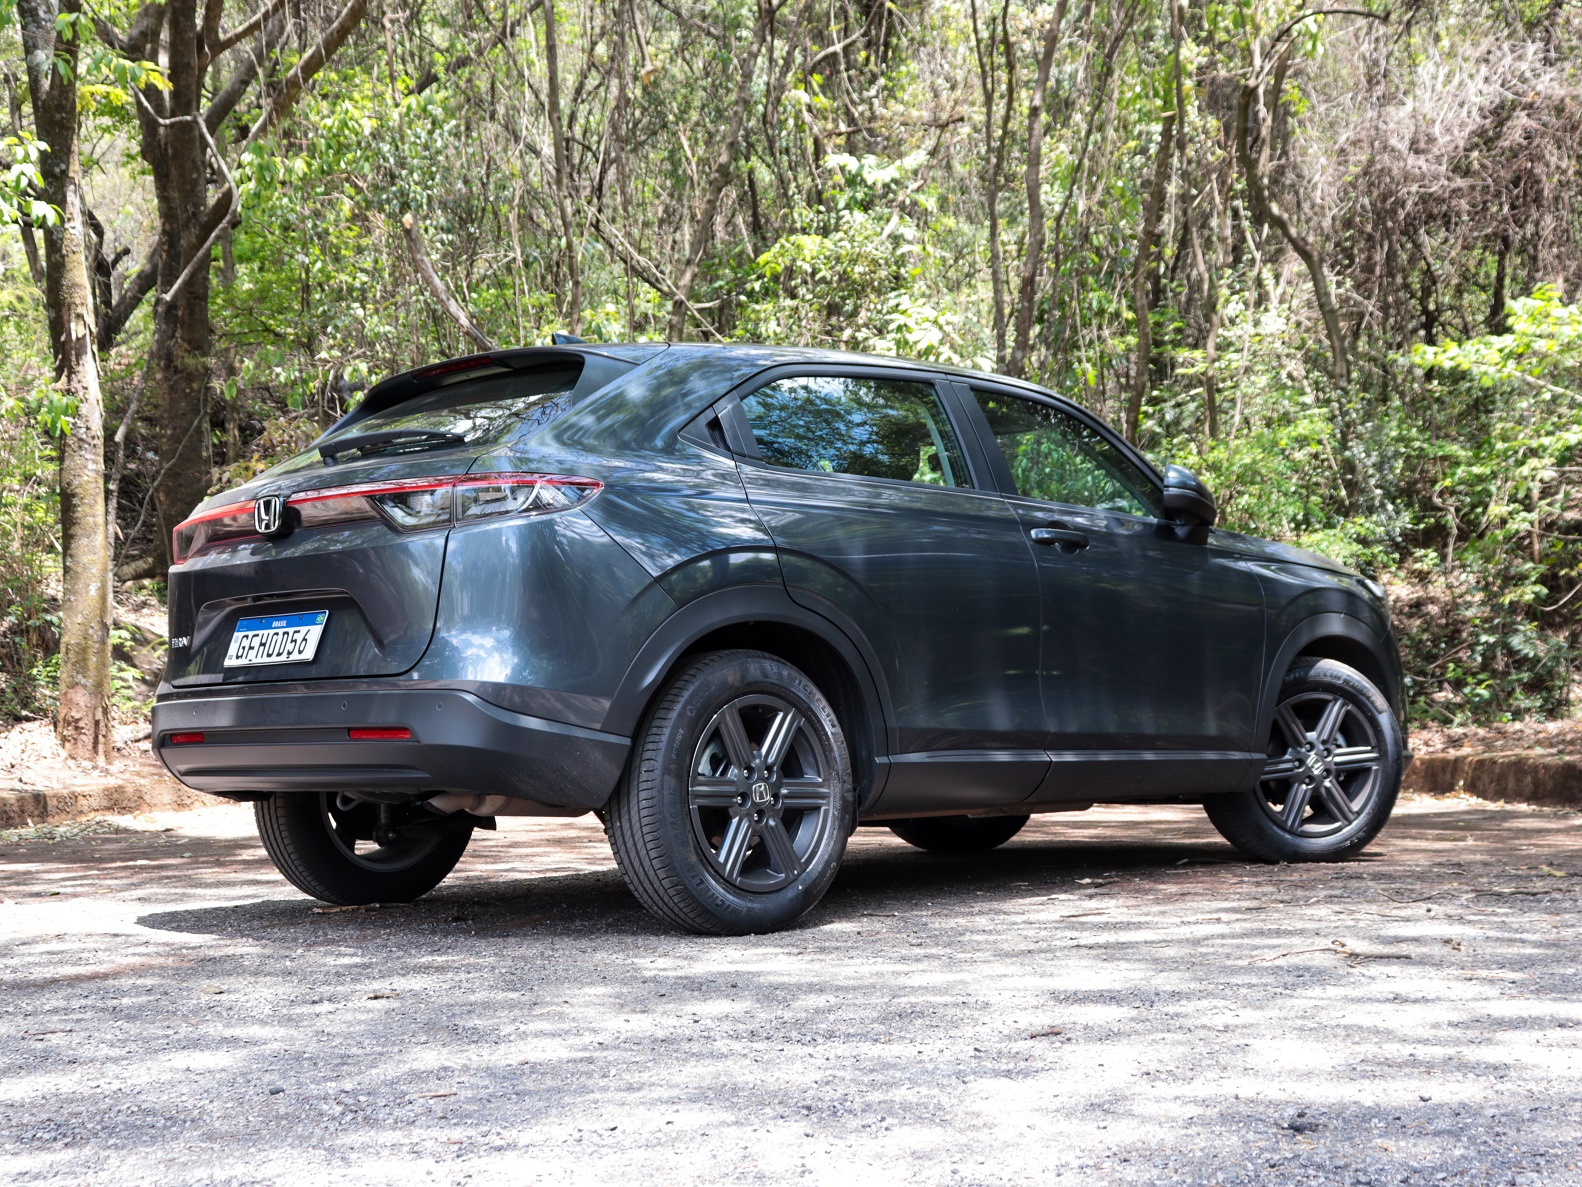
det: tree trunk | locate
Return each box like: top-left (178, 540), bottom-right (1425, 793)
top-left (1125, 111), bottom-right (1175, 444)
top-left (541, 0), bottom-right (582, 335)
top-left (666, 1), bottom-right (773, 342)
top-left (969, 0), bottom-right (1013, 369)
top-left (20, 0), bottom-right (114, 761)
top-left (1235, 79), bottom-right (1349, 387)
top-left (100, 0), bottom-right (367, 564)
top-left (1006, 0), bottom-right (1067, 379)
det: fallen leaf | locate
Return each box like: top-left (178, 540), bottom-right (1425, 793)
top-left (417, 1091), bottom-right (457, 1099)
top-left (1540, 866), bottom-right (1568, 878)
top-left (367, 992), bottom-right (399, 1000)
top-left (1028, 1027), bottom-right (1064, 1039)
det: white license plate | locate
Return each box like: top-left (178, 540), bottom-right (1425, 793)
top-left (224, 610), bottom-right (329, 667)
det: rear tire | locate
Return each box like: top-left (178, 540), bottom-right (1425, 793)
top-left (606, 650), bottom-right (855, 935)
top-left (889, 814), bottom-right (1029, 854)
top-left (255, 793), bottom-right (473, 905)
top-left (1204, 658), bottom-right (1403, 863)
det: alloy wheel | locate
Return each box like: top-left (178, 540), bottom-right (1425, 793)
top-left (688, 694), bottom-right (837, 892)
top-left (1258, 690), bottom-right (1384, 838)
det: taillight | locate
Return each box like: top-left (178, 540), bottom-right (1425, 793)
top-left (454, 474), bottom-right (601, 520)
top-left (348, 727), bottom-right (412, 740)
top-left (167, 732), bottom-right (205, 745)
top-left (170, 473), bottom-right (601, 564)
top-left (171, 501), bottom-right (257, 565)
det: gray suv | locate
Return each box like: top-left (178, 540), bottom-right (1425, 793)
top-left (153, 344), bottom-right (1406, 934)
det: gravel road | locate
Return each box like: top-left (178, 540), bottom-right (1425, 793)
top-left (3, 795), bottom-right (1580, 1186)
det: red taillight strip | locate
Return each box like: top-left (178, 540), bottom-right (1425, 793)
top-left (285, 473), bottom-right (601, 506)
top-left (167, 732), bottom-right (205, 745)
top-left (348, 727), bottom-right (412, 740)
top-left (176, 498), bottom-right (255, 527)
top-left (170, 473), bottom-right (602, 564)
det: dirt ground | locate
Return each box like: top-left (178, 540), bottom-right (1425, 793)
top-left (2, 795), bottom-right (1580, 1187)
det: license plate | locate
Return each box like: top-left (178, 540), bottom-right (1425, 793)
top-left (224, 610), bottom-right (329, 668)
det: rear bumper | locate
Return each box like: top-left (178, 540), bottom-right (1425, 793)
top-left (151, 688), bottom-right (631, 811)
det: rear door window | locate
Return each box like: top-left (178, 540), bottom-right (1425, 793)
top-left (971, 389), bottom-right (1161, 516)
top-left (739, 375), bottom-right (972, 489)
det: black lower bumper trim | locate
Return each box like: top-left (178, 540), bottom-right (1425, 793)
top-left (152, 688), bottom-right (631, 810)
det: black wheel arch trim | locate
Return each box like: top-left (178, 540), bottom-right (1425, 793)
top-left (1256, 612), bottom-right (1403, 763)
top-left (600, 583), bottom-right (895, 803)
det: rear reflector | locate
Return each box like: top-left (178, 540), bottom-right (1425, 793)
top-left (167, 732), bottom-right (205, 745)
top-left (348, 727), bottom-right (412, 740)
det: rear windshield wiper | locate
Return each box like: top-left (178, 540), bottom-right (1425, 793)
top-left (318, 429), bottom-right (467, 464)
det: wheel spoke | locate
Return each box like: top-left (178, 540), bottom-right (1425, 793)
top-left (759, 816), bottom-right (801, 876)
top-left (1275, 704), bottom-right (1310, 750)
top-left (715, 816), bottom-right (753, 880)
top-left (1331, 745), bottom-right (1381, 772)
top-left (760, 708), bottom-right (803, 771)
top-left (1313, 695), bottom-right (1349, 745)
top-left (1281, 781), bottom-right (1314, 831)
top-left (1262, 754), bottom-right (1302, 782)
top-left (1316, 776), bottom-right (1359, 823)
top-left (690, 777), bottom-right (740, 808)
top-left (715, 706), bottom-right (756, 772)
top-left (779, 778), bottom-right (831, 810)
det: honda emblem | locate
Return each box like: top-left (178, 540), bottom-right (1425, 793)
top-left (254, 494), bottom-right (287, 537)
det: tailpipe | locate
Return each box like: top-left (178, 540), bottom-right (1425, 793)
top-left (423, 792), bottom-right (582, 818)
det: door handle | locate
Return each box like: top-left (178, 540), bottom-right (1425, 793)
top-left (1030, 526), bottom-right (1089, 552)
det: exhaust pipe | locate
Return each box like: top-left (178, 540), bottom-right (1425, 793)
top-left (424, 792), bottom-right (574, 817)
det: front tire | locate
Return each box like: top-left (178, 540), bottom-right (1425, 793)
top-left (889, 814), bottom-right (1029, 854)
top-left (606, 650), bottom-right (855, 935)
top-left (255, 793), bottom-right (473, 905)
top-left (1204, 658), bottom-right (1403, 863)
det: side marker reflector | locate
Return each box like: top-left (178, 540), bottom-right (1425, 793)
top-left (168, 733), bottom-right (206, 745)
top-left (348, 727), bottom-right (412, 741)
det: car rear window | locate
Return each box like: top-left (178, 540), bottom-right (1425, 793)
top-left (339, 364), bottom-right (581, 443)
top-left (270, 364), bottom-right (583, 474)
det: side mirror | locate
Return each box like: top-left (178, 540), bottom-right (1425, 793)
top-left (1161, 464), bottom-right (1217, 530)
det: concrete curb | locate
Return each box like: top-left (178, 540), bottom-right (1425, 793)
top-left (1403, 752), bottom-right (1582, 810)
top-left (0, 775), bottom-right (221, 829)
top-left (5, 753), bottom-right (1577, 830)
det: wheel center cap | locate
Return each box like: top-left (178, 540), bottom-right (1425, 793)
top-left (750, 781), bottom-right (772, 804)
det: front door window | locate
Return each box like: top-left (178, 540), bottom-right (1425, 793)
top-left (971, 391), bottom-right (1160, 516)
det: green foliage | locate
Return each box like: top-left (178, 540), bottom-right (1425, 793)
top-left (736, 153), bottom-right (989, 367)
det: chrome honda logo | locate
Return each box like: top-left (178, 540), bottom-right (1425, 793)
top-left (751, 782), bottom-right (772, 804)
top-left (254, 494), bottom-right (287, 537)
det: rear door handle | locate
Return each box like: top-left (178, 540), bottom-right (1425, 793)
top-left (1029, 527), bottom-right (1089, 552)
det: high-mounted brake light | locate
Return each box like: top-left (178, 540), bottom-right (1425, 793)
top-left (170, 473), bottom-right (602, 564)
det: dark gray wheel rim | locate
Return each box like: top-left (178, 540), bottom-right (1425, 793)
top-left (320, 793), bottom-right (449, 873)
top-left (688, 693), bottom-right (836, 893)
top-left (1258, 691), bottom-right (1383, 838)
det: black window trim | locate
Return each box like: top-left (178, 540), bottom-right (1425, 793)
top-left (950, 379), bottom-right (1166, 518)
top-left (716, 364), bottom-right (998, 496)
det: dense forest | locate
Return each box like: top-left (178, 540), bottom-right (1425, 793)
top-left (1, 0), bottom-right (1579, 757)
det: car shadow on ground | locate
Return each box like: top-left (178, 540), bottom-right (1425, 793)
top-left (125, 830), bottom-right (1261, 941)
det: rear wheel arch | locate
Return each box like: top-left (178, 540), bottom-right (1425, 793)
top-left (603, 589), bottom-right (892, 810)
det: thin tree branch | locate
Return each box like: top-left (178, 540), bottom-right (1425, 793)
top-left (401, 213), bottom-right (497, 351)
